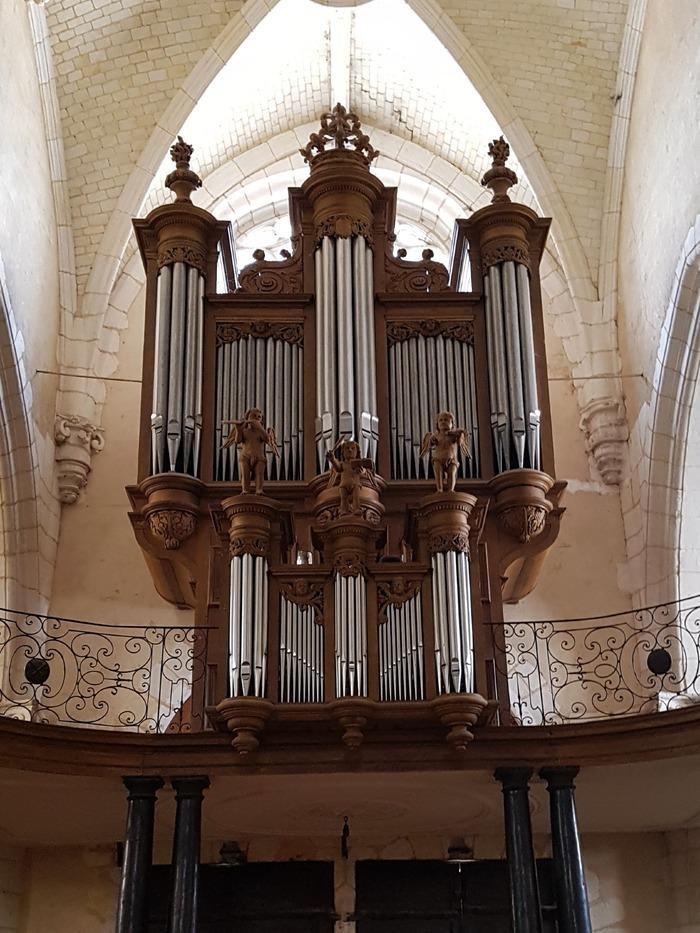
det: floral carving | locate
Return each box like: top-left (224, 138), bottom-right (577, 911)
top-left (316, 504), bottom-right (381, 527)
top-left (300, 104), bottom-right (379, 166)
top-left (280, 580), bottom-right (324, 617)
top-left (54, 415), bottom-right (105, 505)
top-left (157, 244), bottom-right (206, 273)
top-left (315, 214), bottom-right (374, 245)
top-left (148, 509), bottom-right (197, 550)
top-left (481, 136), bottom-right (518, 203)
top-left (482, 243), bottom-right (530, 270)
top-left (237, 244), bottom-right (302, 295)
top-left (230, 536), bottom-right (268, 557)
top-left (386, 319), bottom-right (474, 346)
top-left (385, 248), bottom-right (451, 293)
top-left (498, 505), bottom-right (547, 544)
top-left (333, 553), bottom-right (366, 577)
top-left (429, 532), bottom-right (470, 555)
top-left (377, 578), bottom-right (422, 619)
top-left (165, 135), bottom-right (202, 202)
top-left (170, 135), bottom-right (194, 168)
top-left (216, 321), bottom-right (303, 346)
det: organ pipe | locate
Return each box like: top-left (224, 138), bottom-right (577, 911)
top-left (431, 549), bottom-right (473, 694)
top-left (229, 553), bottom-right (268, 698)
top-left (379, 592), bottom-right (424, 702)
top-left (279, 597), bottom-right (324, 703)
top-left (334, 573), bottom-right (368, 698)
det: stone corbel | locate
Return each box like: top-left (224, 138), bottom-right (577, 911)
top-left (54, 415), bottom-right (105, 504)
top-left (579, 397), bottom-right (629, 485)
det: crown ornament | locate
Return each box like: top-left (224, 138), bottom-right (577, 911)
top-left (300, 103), bottom-right (379, 167)
top-left (481, 135), bottom-right (518, 202)
top-left (165, 135), bottom-right (202, 202)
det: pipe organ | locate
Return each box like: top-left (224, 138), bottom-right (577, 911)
top-left (129, 106), bottom-right (565, 755)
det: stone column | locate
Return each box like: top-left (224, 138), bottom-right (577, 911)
top-left (540, 767), bottom-right (592, 933)
top-left (494, 768), bottom-right (543, 933)
top-left (168, 776), bottom-right (210, 933)
top-left (115, 775), bottom-right (164, 933)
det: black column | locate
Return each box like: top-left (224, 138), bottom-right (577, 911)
top-left (168, 776), bottom-right (210, 933)
top-left (540, 767), bottom-right (592, 933)
top-left (494, 768), bottom-right (543, 933)
top-left (116, 775), bottom-right (164, 933)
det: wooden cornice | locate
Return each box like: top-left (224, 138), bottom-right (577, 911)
top-left (2, 705), bottom-right (700, 777)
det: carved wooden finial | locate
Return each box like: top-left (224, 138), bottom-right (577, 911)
top-left (481, 135), bottom-right (518, 203)
top-left (165, 135), bottom-right (202, 202)
top-left (300, 104), bottom-right (379, 166)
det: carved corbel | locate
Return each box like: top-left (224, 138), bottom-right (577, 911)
top-left (54, 415), bottom-right (105, 504)
top-left (579, 396), bottom-right (628, 485)
top-left (209, 697), bottom-right (274, 756)
top-left (430, 694), bottom-right (488, 752)
top-left (147, 509), bottom-right (197, 550)
top-left (329, 698), bottom-right (376, 749)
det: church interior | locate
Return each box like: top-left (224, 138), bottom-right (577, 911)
top-left (1, 0), bottom-right (700, 930)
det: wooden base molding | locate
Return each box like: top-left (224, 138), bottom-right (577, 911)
top-left (208, 697), bottom-right (274, 756)
top-left (329, 698), bottom-right (376, 749)
top-left (431, 693), bottom-right (489, 752)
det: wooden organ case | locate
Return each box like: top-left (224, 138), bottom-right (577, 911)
top-left (128, 108), bottom-right (565, 756)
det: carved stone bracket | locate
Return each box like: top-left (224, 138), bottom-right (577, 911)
top-left (54, 415), bottom-right (105, 504)
top-left (579, 396), bottom-right (628, 485)
top-left (216, 320), bottom-right (303, 346)
top-left (386, 319), bottom-right (473, 346)
top-left (237, 243), bottom-right (303, 295)
top-left (385, 247), bottom-right (451, 293)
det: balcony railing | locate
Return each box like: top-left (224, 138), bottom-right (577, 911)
top-left (493, 596), bottom-right (700, 725)
top-left (0, 609), bottom-right (210, 733)
top-left (1, 597), bottom-right (700, 734)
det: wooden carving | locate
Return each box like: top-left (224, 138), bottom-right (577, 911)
top-left (377, 578), bottom-right (422, 620)
top-left (147, 508), bottom-right (197, 550)
top-left (237, 244), bottom-right (303, 295)
top-left (216, 321), bottom-right (303, 346)
top-left (420, 412), bottom-right (471, 493)
top-left (385, 247), bottom-right (451, 293)
top-left (300, 103), bottom-right (379, 166)
top-left (280, 580), bottom-right (324, 617)
top-left (326, 439), bottom-right (378, 515)
top-left (386, 319), bottom-right (474, 345)
top-left (222, 409), bottom-right (280, 495)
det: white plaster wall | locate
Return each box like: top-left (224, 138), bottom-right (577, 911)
top-left (0, 846), bottom-right (25, 933)
top-left (0, 0), bottom-right (61, 609)
top-left (665, 830), bottom-right (700, 933)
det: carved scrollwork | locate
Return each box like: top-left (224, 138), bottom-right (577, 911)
top-left (316, 504), bottom-right (382, 527)
top-left (157, 244), bottom-right (206, 272)
top-left (315, 214), bottom-right (374, 245)
top-left (216, 321), bottom-right (303, 346)
top-left (300, 104), bottom-right (379, 166)
top-left (377, 578), bottom-right (422, 620)
top-left (481, 242), bottom-right (530, 270)
top-left (280, 580), bottom-right (324, 618)
top-left (429, 532), bottom-right (470, 555)
top-left (333, 553), bottom-right (366, 577)
top-left (385, 247), bottom-right (451, 293)
top-left (230, 536), bottom-right (268, 558)
top-left (147, 509), bottom-right (197, 550)
top-left (237, 244), bottom-right (303, 295)
top-left (386, 319), bottom-right (474, 346)
top-left (498, 505), bottom-right (547, 544)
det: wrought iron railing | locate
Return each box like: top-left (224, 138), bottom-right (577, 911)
top-left (0, 609), bottom-right (211, 733)
top-left (493, 596), bottom-right (700, 725)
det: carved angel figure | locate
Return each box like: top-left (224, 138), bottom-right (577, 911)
top-left (420, 411), bottom-right (471, 493)
top-left (222, 408), bottom-right (280, 495)
top-left (325, 438), bottom-right (375, 514)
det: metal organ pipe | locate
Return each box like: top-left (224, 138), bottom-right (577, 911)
top-left (229, 554), bottom-right (269, 698)
top-left (484, 260), bottom-right (541, 471)
top-left (378, 592), bottom-right (424, 702)
top-left (334, 573), bottom-right (368, 698)
top-left (314, 235), bottom-right (378, 467)
top-left (431, 549), bottom-right (474, 694)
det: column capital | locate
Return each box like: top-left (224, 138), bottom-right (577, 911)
top-left (170, 775), bottom-right (210, 798)
top-left (494, 767), bottom-right (534, 790)
top-left (122, 775), bottom-right (165, 798)
top-left (539, 766), bottom-right (580, 790)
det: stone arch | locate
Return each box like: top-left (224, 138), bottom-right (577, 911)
top-left (76, 0), bottom-right (594, 398)
top-left (635, 216), bottom-right (700, 603)
top-left (0, 257), bottom-right (45, 612)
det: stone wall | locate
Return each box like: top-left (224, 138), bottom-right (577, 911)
top-left (0, 847), bottom-right (25, 933)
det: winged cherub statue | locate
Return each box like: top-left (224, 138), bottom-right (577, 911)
top-left (222, 408), bottom-right (280, 495)
top-left (325, 438), bottom-right (376, 514)
top-left (420, 411), bottom-right (471, 493)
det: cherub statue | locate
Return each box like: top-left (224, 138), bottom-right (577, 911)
top-left (325, 438), bottom-right (375, 514)
top-left (222, 408), bottom-right (279, 495)
top-left (420, 411), bottom-right (471, 493)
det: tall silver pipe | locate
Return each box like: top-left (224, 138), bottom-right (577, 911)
top-left (446, 550), bottom-right (462, 691)
top-left (457, 550), bottom-right (473, 692)
top-left (432, 552), bottom-right (451, 694)
top-left (265, 337), bottom-right (274, 477)
top-left (516, 262), bottom-right (541, 469)
top-left (353, 236), bottom-right (369, 457)
top-left (273, 339), bottom-right (283, 481)
top-left (464, 341), bottom-right (479, 476)
top-left (486, 266), bottom-right (509, 471)
top-left (283, 341), bottom-right (292, 479)
top-left (151, 265), bottom-right (172, 473)
top-left (246, 330), bottom-right (255, 413)
top-left (240, 553), bottom-right (253, 695)
top-left (193, 274), bottom-right (204, 472)
top-left (290, 342), bottom-right (299, 479)
top-left (336, 237), bottom-right (354, 440)
top-left (418, 337), bottom-right (430, 478)
top-left (182, 267), bottom-right (199, 472)
top-left (395, 340), bottom-right (406, 477)
top-left (389, 343), bottom-right (398, 476)
top-left (280, 596), bottom-right (288, 702)
top-left (229, 556), bottom-right (242, 697)
top-left (502, 261), bottom-right (526, 467)
top-left (401, 339), bottom-right (412, 474)
top-left (409, 337), bottom-right (420, 477)
top-left (416, 592), bottom-right (425, 700)
top-left (166, 262), bottom-right (186, 470)
top-left (364, 242), bottom-right (378, 461)
top-left (359, 575), bottom-right (367, 696)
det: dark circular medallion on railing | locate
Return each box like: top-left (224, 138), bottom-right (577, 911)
top-left (647, 647), bottom-right (672, 676)
top-left (24, 657), bottom-right (50, 686)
